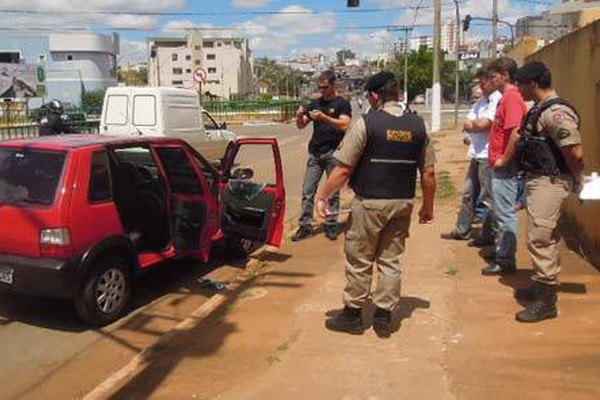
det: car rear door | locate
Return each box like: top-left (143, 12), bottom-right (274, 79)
top-left (152, 143), bottom-right (219, 262)
top-left (220, 138), bottom-right (285, 247)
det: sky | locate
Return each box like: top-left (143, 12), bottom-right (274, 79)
top-left (0, 0), bottom-right (562, 64)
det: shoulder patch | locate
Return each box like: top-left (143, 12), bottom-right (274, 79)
top-left (557, 128), bottom-right (571, 140)
top-left (552, 111), bottom-right (565, 125)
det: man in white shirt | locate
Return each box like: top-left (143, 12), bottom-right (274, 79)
top-left (442, 70), bottom-right (501, 245)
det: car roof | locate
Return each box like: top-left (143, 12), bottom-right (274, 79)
top-left (0, 134), bottom-right (188, 151)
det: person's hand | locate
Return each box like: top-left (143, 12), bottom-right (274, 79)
top-left (418, 205), bottom-right (433, 224)
top-left (296, 106), bottom-right (306, 117)
top-left (464, 120), bottom-right (474, 132)
top-left (494, 158), bottom-right (505, 169)
top-left (316, 197), bottom-right (330, 219)
top-left (309, 110), bottom-right (325, 121)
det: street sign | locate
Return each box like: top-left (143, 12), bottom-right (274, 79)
top-left (193, 68), bottom-right (207, 83)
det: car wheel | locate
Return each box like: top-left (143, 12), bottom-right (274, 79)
top-left (226, 237), bottom-right (260, 257)
top-left (75, 256), bottom-right (131, 326)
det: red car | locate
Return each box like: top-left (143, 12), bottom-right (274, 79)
top-left (0, 135), bottom-right (285, 325)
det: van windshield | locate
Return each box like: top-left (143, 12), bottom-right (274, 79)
top-left (0, 148), bottom-right (67, 206)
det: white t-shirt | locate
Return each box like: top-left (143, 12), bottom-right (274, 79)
top-left (466, 90), bottom-right (501, 160)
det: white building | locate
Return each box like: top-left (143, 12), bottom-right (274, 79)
top-left (148, 33), bottom-right (253, 100)
top-left (441, 20), bottom-right (463, 53)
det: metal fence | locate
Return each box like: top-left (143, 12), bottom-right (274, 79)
top-left (0, 107), bottom-right (101, 141)
top-left (0, 100), bottom-right (305, 141)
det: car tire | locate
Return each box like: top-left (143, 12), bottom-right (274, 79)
top-left (74, 256), bottom-right (132, 326)
top-left (226, 237), bottom-right (260, 257)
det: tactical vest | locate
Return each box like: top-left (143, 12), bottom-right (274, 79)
top-left (516, 98), bottom-right (579, 176)
top-left (350, 109), bottom-right (427, 199)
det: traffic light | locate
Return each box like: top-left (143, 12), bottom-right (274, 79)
top-left (347, 0), bottom-right (360, 7)
top-left (463, 14), bottom-right (472, 31)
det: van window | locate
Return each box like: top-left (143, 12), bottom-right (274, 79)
top-left (105, 95), bottom-right (128, 125)
top-left (133, 95), bottom-right (157, 126)
top-left (0, 148), bottom-right (66, 206)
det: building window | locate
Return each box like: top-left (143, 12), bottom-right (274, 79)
top-left (0, 52), bottom-right (20, 63)
top-left (186, 69), bottom-right (191, 73)
top-left (172, 80), bottom-right (183, 86)
top-left (208, 67), bottom-right (217, 74)
top-left (172, 53), bottom-right (178, 61)
top-left (67, 54), bottom-right (74, 61)
top-left (206, 54), bottom-right (216, 60)
top-left (195, 60), bottom-right (201, 66)
top-left (172, 68), bottom-right (183, 74)
top-left (203, 41), bottom-right (214, 48)
top-left (185, 54), bottom-right (191, 61)
top-left (217, 42), bottom-right (222, 47)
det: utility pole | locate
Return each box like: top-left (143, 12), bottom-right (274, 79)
top-left (432, 0), bottom-right (441, 132)
top-left (387, 27), bottom-right (412, 103)
top-left (453, 0), bottom-right (460, 129)
top-left (492, 0), bottom-right (498, 60)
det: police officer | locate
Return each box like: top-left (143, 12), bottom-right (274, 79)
top-left (513, 61), bottom-right (585, 322)
top-left (39, 99), bottom-right (76, 136)
top-left (316, 71), bottom-right (436, 338)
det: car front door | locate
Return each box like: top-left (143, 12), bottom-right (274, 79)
top-left (153, 143), bottom-right (219, 262)
top-left (220, 138), bottom-right (285, 247)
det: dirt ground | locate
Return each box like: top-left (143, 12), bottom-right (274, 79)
top-left (105, 128), bottom-right (600, 399)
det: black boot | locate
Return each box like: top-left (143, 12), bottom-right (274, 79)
top-left (516, 283), bottom-right (558, 323)
top-left (325, 306), bottom-right (363, 335)
top-left (373, 307), bottom-right (392, 339)
top-left (291, 225), bottom-right (312, 241)
top-left (514, 283), bottom-right (542, 301)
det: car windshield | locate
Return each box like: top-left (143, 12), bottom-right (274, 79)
top-left (0, 148), bottom-right (67, 206)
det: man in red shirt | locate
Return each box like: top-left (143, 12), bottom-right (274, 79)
top-left (482, 57), bottom-right (528, 276)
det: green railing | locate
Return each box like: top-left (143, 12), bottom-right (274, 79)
top-left (0, 100), bottom-right (306, 141)
top-left (203, 99), bottom-right (305, 123)
top-left (0, 106), bottom-right (102, 141)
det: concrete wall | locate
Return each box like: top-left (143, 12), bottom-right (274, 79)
top-left (526, 19), bottom-right (600, 266)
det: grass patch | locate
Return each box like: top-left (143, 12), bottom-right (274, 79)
top-left (265, 354), bottom-right (281, 366)
top-left (436, 170), bottom-right (456, 198)
top-left (444, 266), bottom-right (460, 277)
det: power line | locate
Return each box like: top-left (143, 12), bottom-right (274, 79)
top-left (0, 3), bottom-right (461, 17)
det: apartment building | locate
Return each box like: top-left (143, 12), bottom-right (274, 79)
top-left (148, 33), bottom-right (253, 100)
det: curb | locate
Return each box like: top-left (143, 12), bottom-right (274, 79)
top-left (83, 262), bottom-right (258, 400)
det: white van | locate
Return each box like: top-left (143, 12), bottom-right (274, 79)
top-left (100, 86), bottom-right (235, 161)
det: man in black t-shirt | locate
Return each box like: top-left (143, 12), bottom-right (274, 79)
top-left (292, 70), bottom-right (352, 241)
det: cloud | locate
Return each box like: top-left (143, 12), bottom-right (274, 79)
top-left (231, 0), bottom-right (271, 9)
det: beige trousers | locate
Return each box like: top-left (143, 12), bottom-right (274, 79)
top-left (525, 175), bottom-right (572, 285)
top-left (343, 197), bottom-right (413, 311)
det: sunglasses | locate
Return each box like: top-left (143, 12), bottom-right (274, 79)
top-left (318, 85), bottom-right (332, 90)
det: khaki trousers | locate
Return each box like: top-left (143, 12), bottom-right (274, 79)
top-left (343, 197), bottom-right (413, 311)
top-left (525, 175), bottom-right (572, 285)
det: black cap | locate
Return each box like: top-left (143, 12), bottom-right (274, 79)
top-left (365, 71), bottom-right (396, 92)
top-left (514, 61), bottom-right (550, 83)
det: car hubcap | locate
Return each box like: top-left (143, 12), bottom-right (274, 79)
top-left (95, 269), bottom-right (127, 315)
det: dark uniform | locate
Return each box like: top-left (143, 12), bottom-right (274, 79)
top-left (39, 113), bottom-right (76, 136)
top-left (514, 61), bottom-right (584, 322)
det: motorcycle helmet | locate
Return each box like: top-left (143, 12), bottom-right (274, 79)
top-left (48, 99), bottom-right (64, 114)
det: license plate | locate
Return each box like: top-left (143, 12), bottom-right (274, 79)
top-left (0, 266), bottom-right (14, 285)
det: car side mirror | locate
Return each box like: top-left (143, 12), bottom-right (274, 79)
top-left (220, 121), bottom-right (227, 130)
top-left (232, 167), bottom-right (253, 180)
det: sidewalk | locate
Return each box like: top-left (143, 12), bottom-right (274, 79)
top-left (107, 130), bottom-right (600, 400)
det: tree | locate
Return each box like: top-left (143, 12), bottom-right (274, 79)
top-left (387, 46), bottom-right (474, 102)
top-left (336, 48), bottom-right (356, 65)
top-left (254, 57), bottom-right (305, 98)
top-left (81, 89), bottom-right (105, 110)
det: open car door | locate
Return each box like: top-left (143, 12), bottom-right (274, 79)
top-left (221, 138), bottom-right (285, 247)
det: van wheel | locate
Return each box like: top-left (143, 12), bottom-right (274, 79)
top-left (227, 237), bottom-right (260, 257)
top-left (75, 256), bottom-right (131, 326)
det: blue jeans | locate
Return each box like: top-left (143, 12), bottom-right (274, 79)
top-left (491, 163), bottom-right (518, 266)
top-left (299, 151), bottom-right (340, 227)
top-left (454, 158), bottom-right (494, 241)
